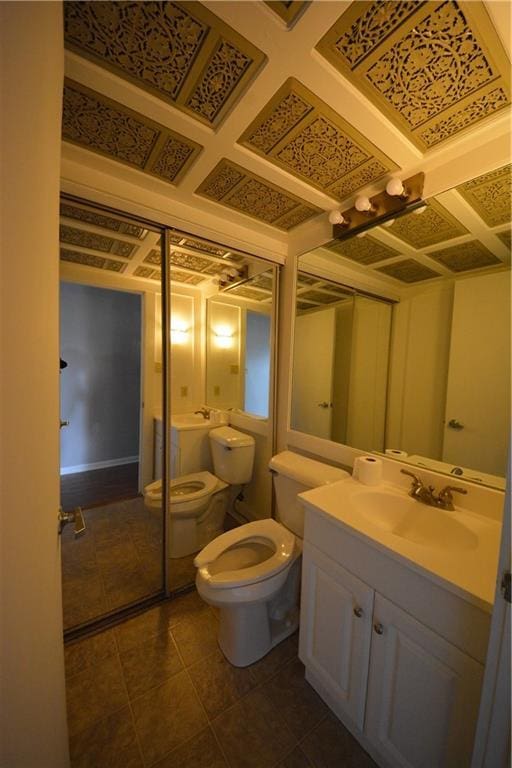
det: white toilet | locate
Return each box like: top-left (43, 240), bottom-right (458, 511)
top-left (194, 450), bottom-right (349, 667)
top-left (144, 426), bottom-right (255, 559)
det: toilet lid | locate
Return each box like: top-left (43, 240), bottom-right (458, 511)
top-left (194, 519), bottom-right (296, 589)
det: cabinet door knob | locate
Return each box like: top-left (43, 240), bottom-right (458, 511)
top-left (373, 622), bottom-right (384, 635)
top-left (353, 606), bottom-right (363, 618)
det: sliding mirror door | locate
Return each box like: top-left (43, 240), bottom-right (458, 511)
top-left (59, 197), bottom-right (167, 634)
top-left (167, 234), bottom-right (278, 591)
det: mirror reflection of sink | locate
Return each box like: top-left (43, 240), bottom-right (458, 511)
top-left (171, 413), bottom-right (208, 426)
top-left (351, 489), bottom-right (478, 552)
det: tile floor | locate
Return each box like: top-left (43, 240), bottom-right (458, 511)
top-left (61, 498), bottom-right (164, 629)
top-left (65, 590), bottom-right (378, 768)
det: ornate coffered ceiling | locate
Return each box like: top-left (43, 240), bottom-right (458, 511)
top-left (64, 1), bottom-right (266, 129)
top-left (59, 198), bottom-right (268, 296)
top-left (316, 1), bottom-right (510, 151)
top-left (238, 78), bottom-right (397, 201)
top-left (196, 158), bottom-right (322, 230)
top-left (61, 0), bottom-right (511, 252)
top-left (457, 164), bottom-right (512, 226)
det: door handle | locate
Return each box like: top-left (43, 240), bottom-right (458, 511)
top-left (447, 419), bottom-right (464, 430)
top-left (317, 402), bottom-right (331, 409)
top-left (60, 419), bottom-right (70, 429)
top-left (58, 506), bottom-right (86, 537)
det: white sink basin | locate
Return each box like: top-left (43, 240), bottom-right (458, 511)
top-left (351, 489), bottom-right (478, 552)
top-left (171, 413), bottom-right (208, 427)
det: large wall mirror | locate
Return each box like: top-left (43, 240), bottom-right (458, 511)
top-left (169, 239), bottom-right (278, 589)
top-left (291, 165), bottom-right (511, 490)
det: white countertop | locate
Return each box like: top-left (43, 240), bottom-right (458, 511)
top-left (299, 478), bottom-right (502, 612)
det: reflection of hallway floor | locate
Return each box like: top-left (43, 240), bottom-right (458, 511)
top-left (60, 462), bottom-right (139, 511)
top-left (65, 590), bottom-right (378, 768)
top-left (61, 498), bottom-right (163, 630)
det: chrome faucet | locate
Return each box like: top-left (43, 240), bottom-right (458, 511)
top-left (400, 469), bottom-right (467, 510)
top-left (194, 407), bottom-right (211, 419)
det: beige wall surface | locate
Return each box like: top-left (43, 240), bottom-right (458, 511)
top-left (0, 4), bottom-right (70, 767)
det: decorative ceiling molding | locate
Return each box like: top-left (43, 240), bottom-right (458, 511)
top-left (227, 285), bottom-right (269, 301)
top-left (377, 259), bottom-right (441, 283)
top-left (60, 202), bottom-right (148, 239)
top-left (64, 1), bottom-right (266, 129)
top-left (238, 78), bottom-right (397, 202)
top-left (316, 1), bottom-right (511, 151)
top-left (170, 269), bottom-right (207, 285)
top-left (385, 199), bottom-right (468, 248)
top-left (60, 247), bottom-right (127, 273)
top-left (326, 234), bottom-right (401, 265)
top-left (456, 164), bottom-right (512, 227)
top-left (60, 224), bottom-right (138, 259)
top-left (62, 80), bottom-right (202, 184)
top-left (428, 240), bottom-right (502, 271)
top-left (196, 158), bottom-right (322, 230)
top-left (264, 2), bottom-right (309, 27)
top-left (497, 231), bottom-right (511, 250)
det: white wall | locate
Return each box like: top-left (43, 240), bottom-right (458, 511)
top-left (206, 300), bottom-right (242, 409)
top-left (0, 4), bottom-right (69, 767)
top-left (170, 289), bottom-right (203, 413)
top-left (60, 282), bottom-right (141, 472)
top-left (386, 283), bottom-right (454, 458)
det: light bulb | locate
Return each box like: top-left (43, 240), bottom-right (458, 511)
top-left (386, 178), bottom-right (405, 197)
top-left (328, 210), bottom-right (345, 225)
top-left (413, 205), bottom-right (427, 215)
top-left (382, 218), bottom-right (396, 228)
top-left (355, 195), bottom-right (375, 213)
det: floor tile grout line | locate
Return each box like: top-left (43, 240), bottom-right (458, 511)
top-left (111, 629), bottom-right (148, 768)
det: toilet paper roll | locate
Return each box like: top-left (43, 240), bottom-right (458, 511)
top-left (385, 449), bottom-right (408, 458)
top-left (354, 456), bottom-right (383, 486)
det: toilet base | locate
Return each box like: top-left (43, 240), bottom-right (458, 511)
top-left (216, 557), bottom-right (301, 667)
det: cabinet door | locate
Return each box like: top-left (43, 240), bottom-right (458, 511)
top-left (299, 542), bottom-right (374, 729)
top-left (365, 594), bottom-right (484, 768)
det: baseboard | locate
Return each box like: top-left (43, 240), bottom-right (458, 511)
top-left (60, 456), bottom-right (139, 476)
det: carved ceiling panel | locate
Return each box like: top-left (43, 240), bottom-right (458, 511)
top-left (497, 231), bottom-right (511, 250)
top-left (227, 286), bottom-right (269, 301)
top-left (238, 78), bottom-right (396, 201)
top-left (62, 80), bottom-right (202, 184)
top-left (316, 1), bottom-right (510, 151)
top-left (456, 164), bottom-right (512, 227)
top-left (326, 234), bottom-right (401, 265)
top-left (64, 1), bottom-right (266, 128)
top-left (143, 249), bottom-right (162, 267)
top-left (196, 159), bottom-right (322, 230)
top-left (60, 203), bottom-right (148, 239)
top-left (60, 247), bottom-right (127, 273)
top-left (377, 259), bottom-right (441, 283)
top-left (170, 269), bottom-right (207, 284)
top-left (429, 240), bottom-right (502, 271)
top-left (386, 199), bottom-right (468, 248)
top-left (264, 2), bottom-right (309, 27)
top-left (60, 224), bottom-right (138, 258)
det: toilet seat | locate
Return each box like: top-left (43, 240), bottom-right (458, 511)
top-left (194, 519), bottom-right (295, 589)
top-left (145, 471), bottom-right (219, 505)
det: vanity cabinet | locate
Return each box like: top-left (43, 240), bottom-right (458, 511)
top-left (300, 534), bottom-right (486, 768)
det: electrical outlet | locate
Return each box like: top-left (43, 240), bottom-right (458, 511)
top-left (180, 386), bottom-right (188, 397)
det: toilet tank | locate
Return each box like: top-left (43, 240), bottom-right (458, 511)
top-left (209, 426), bottom-right (255, 484)
top-left (269, 451), bottom-right (349, 538)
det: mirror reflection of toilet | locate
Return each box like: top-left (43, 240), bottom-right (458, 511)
top-left (194, 451), bottom-right (349, 667)
top-left (144, 426), bottom-right (255, 559)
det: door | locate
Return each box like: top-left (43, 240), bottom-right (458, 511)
top-left (299, 542), bottom-right (374, 729)
top-left (291, 308), bottom-right (335, 439)
top-left (442, 272), bottom-right (510, 475)
top-left (365, 594), bottom-right (484, 768)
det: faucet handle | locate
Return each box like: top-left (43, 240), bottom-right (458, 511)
top-left (400, 468), bottom-right (421, 486)
top-left (439, 485), bottom-right (467, 497)
top-left (437, 485), bottom-right (468, 510)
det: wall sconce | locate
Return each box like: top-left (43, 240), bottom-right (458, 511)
top-left (355, 195), bottom-right (377, 215)
top-left (213, 325), bottom-right (234, 349)
top-left (386, 178), bottom-right (409, 200)
top-left (170, 318), bottom-right (190, 345)
top-left (330, 172), bottom-right (425, 243)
